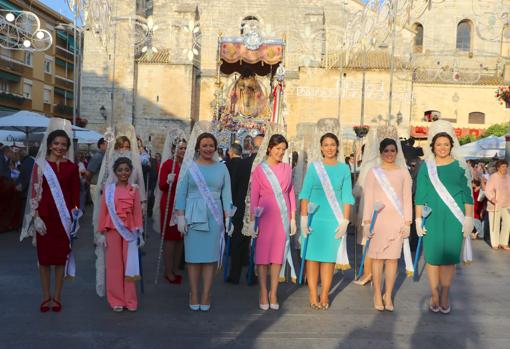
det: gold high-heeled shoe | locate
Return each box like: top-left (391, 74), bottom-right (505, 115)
top-left (354, 274), bottom-right (372, 286)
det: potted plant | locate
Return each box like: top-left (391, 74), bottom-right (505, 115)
top-left (496, 85), bottom-right (510, 108)
top-left (353, 125), bottom-right (370, 138)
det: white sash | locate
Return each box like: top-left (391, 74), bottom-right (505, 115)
top-left (425, 160), bottom-right (465, 224)
top-left (425, 160), bottom-right (472, 264)
top-left (313, 162), bottom-right (350, 270)
top-left (189, 162), bottom-right (225, 266)
top-left (105, 183), bottom-right (140, 280)
top-left (372, 167), bottom-right (414, 276)
top-left (40, 160), bottom-right (75, 278)
top-left (260, 162), bottom-right (296, 280)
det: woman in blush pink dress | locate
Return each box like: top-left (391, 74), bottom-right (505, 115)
top-left (362, 138), bottom-right (412, 312)
top-left (250, 134), bottom-right (297, 311)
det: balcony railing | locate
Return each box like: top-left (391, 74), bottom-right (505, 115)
top-left (0, 91), bottom-right (25, 105)
top-left (54, 103), bottom-right (73, 116)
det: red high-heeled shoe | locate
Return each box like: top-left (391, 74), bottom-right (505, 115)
top-left (51, 298), bottom-right (62, 312)
top-left (40, 298), bottom-right (51, 313)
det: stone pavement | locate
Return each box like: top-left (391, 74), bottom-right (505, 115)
top-left (1, 210), bottom-right (509, 349)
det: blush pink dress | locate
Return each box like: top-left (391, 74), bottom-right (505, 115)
top-left (251, 162), bottom-right (296, 265)
top-left (98, 184), bottom-right (143, 309)
top-left (363, 168), bottom-right (412, 260)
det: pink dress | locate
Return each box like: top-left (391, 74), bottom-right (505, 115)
top-left (98, 184), bottom-right (143, 309)
top-left (363, 168), bottom-right (412, 260)
top-left (250, 162), bottom-right (296, 265)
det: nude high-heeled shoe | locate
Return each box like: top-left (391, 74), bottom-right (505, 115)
top-left (354, 274), bottom-right (372, 286)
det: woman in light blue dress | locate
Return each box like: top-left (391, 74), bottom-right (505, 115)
top-left (299, 133), bottom-right (354, 309)
top-left (175, 133), bottom-right (233, 312)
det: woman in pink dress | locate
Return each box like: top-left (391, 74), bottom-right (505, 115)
top-left (362, 138), bottom-right (412, 311)
top-left (98, 157), bottom-right (144, 312)
top-left (250, 134), bottom-right (296, 310)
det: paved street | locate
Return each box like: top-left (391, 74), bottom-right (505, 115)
top-left (1, 210), bottom-right (509, 349)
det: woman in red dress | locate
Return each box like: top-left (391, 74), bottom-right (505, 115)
top-left (33, 129), bottom-right (80, 312)
top-left (158, 139), bottom-right (187, 283)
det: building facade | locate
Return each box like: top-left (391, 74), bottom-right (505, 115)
top-left (81, 0), bottom-right (510, 150)
top-left (0, 0), bottom-right (81, 124)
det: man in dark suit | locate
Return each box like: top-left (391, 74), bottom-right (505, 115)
top-left (226, 143), bottom-right (252, 284)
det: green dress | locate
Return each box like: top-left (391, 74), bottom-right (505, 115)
top-left (415, 160), bottom-right (473, 265)
top-left (298, 162), bottom-right (354, 263)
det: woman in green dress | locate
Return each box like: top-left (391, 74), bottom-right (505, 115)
top-left (415, 120), bottom-right (474, 314)
top-left (299, 132), bottom-right (354, 309)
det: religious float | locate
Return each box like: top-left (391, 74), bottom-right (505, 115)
top-left (211, 19), bottom-right (287, 147)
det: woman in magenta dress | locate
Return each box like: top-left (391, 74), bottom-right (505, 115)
top-left (250, 134), bottom-right (297, 310)
top-left (158, 139), bottom-right (187, 283)
top-left (30, 129), bottom-right (80, 312)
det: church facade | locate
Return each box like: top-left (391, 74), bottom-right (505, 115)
top-left (80, 0), bottom-right (510, 149)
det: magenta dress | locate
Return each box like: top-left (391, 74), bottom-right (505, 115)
top-left (250, 162), bottom-right (296, 265)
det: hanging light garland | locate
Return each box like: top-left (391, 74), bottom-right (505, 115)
top-left (0, 10), bottom-right (52, 51)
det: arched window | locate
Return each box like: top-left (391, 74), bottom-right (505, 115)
top-left (413, 23), bottom-right (424, 53)
top-left (468, 112), bottom-right (485, 124)
top-left (456, 20), bottom-right (472, 51)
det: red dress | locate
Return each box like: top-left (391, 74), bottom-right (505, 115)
top-left (158, 159), bottom-right (181, 241)
top-left (35, 160), bottom-right (80, 265)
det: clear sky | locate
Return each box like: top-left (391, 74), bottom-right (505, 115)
top-left (39, 0), bottom-right (74, 20)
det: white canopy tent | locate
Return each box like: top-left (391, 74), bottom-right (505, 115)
top-left (0, 111), bottom-right (103, 146)
top-left (460, 135), bottom-right (506, 159)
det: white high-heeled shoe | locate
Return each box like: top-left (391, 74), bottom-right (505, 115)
top-left (269, 303), bottom-right (280, 310)
top-left (259, 303), bottom-right (269, 311)
top-left (189, 304), bottom-right (200, 311)
top-left (199, 304), bottom-right (211, 312)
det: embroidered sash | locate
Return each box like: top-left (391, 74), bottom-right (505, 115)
top-left (260, 162), bottom-right (296, 280)
top-left (425, 160), bottom-right (464, 224)
top-left (372, 167), bottom-right (414, 276)
top-left (105, 183), bottom-right (140, 280)
top-left (189, 162), bottom-right (225, 266)
top-left (313, 162), bottom-right (350, 270)
top-left (40, 160), bottom-right (75, 278)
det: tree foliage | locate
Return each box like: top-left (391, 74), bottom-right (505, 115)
top-left (481, 123), bottom-right (509, 138)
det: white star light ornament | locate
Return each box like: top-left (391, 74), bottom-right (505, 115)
top-left (139, 16), bottom-right (158, 54)
top-left (183, 20), bottom-right (201, 62)
top-left (0, 10), bottom-right (52, 51)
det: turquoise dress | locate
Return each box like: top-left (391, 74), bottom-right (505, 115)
top-left (175, 162), bottom-right (232, 263)
top-left (298, 162), bottom-right (355, 262)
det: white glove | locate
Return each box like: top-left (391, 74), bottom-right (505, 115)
top-left (335, 219), bottom-right (349, 239)
top-left (34, 216), bottom-right (47, 235)
top-left (401, 225), bottom-right (411, 238)
top-left (362, 224), bottom-right (371, 239)
top-left (300, 216), bottom-right (310, 238)
top-left (290, 218), bottom-right (297, 236)
top-left (95, 233), bottom-right (107, 247)
top-left (225, 217), bottom-right (234, 237)
top-left (249, 220), bottom-right (258, 238)
top-left (415, 218), bottom-right (427, 237)
top-left (177, 215), bottom-right (187, 236)
top-left (138, 234), bottom-right (145, 248)
top-left (167, 173), bottom-right (176, 184)
top-left (462, 216), bottom-right (474, 238)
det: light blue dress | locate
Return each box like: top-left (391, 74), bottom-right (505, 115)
top-left (175, 162), bottom-right (232, 263)
top-left (298, 162), bottom-right (354, 263)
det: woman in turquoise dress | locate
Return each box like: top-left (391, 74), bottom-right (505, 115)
top-left (415, 123), bottom-right (474, 314)
top-left (299, 133), bottom-right (354, 309)
top-left (175, 132), bottom-right (233, 312)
